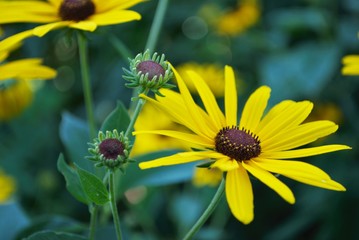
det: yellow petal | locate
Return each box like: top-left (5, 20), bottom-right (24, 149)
top-left (253, 158), bottom-right (346, 191)
top-left (243, 161), bottom-right (295, 204)
top-left (0, 59), bottom-right (56, 81)
top-left (33, 22), bottom-right (71, 37)
top-left (139, 151), bottom-right (218, 169)
top-left (69, 21), bottom-right (97, 32)
top-left (256, 101), bottom-right (313, 142)
top-left (342, 65), bottom-right (359, 75)
top-left (171, 65), bottom-right (217, 137)
top-left (342, 55), bottom-right (359, 64)
top-left (239, 86), bottom-right (271, 131)
top-left (211, 157), bottom-right (239, 171)
top-left (262, 120), bottom-right (339, 152)
top-left (0, 30), bottom-right (34, 52)
top-left (89, 10), bottom-right (141, 26)
top-left (186, 70), bottom-right (226, 129)
top-left (94, 0), bottom-right (145, 12)
top-left (260, 144), bottom-right (351, 159)
top-left (225, 66), bottom-right (238, 126)
top-left (133, 130), bottom-right (214, 148)
top-left (226, 166), bottom-right (254, 224)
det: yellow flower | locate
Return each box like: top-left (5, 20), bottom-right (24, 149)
top-left (134, 65), bottom-right (350, 224)
top-left (0, 0), bottom-right (143, 40)
top-left (175, 62), bottom-right (226, 97)
top-left (342, 55), bottom-right (359, 76)
top-left (0, 41), bottom-right (56, 120)
top-left (216, 0), bottom-right (260, 36)
top-left (192, 167), bottom-right (222, 187)
top-left (0, 170), bottom-right (16, 203)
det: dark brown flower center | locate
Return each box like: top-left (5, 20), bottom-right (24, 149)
top-left (136, 60), bottom-right (165, 80)
top-left (59, 0), bottom-right (95, 21)
top-left (215, 126), bottom-right (261, 161)
top-left (99, 138), bottom-right (125, 160)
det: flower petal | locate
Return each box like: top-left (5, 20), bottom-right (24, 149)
top-left (0, 59), bottom-right (56, 81)
top-left (33, 21), bottom-right (71, 37)
top-left (226, 166), bottom-right (254, 224)
top-left (186, 70), bottom-right (226, 129)
top-left (260, 145), bottom-right (351, 159)
top-left (225, 66), bottom-right (238, 126)
top-left (253, 158), bottom-right (346, 191)
top-left (171, 65), bottom-right (217, 137)
top-left (256, 101), bottom-right (313, 142)
top-left (211, 157), bottom-right (239, 171)
top-left (69, 21), bottom-right (98, 32)
top-left (239, 86), bottom-right (271, 131)
top-left (262, 120), bottom-right (339, 152)
top-left (243, 161), bottom-right (295, 204)
top-left (89, 10), bottom-right (141, 26)
top-left (139, 151), bottom-right (218, 169)
top-left (94, 0), bottom-right (145, 12)
top-left (0, 30), bottom-right (34, 52)
top-left (133, 130), bottom-right (214, 148)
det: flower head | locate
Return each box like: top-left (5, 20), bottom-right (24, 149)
top-left (123, 50), bottom-right (174, 96)
top-left (0, 40), bottom-right (56, 120)
top-left (88, 130), bottom-right (131, 170)
top-left (0, 0), bottom-right (144, 40)
top-left (134, 65), bottom-right (350, 224)
top-left (0, 169), bottom-right (16, 203)
top-left (342, 55), bottom-right (359, 76)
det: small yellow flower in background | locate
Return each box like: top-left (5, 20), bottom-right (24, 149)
top-left (0, 0), bottom-right (144, 42)
top-left (306, 103), bottom-right (343, 124)
top-left (176, 62), bottom-right (226, 97)
top-left (0, 40), bottom-right (56, 120)
top-left (216, 0), bottom-right (260, 36)
top-left (134, 65), bottom-right (350, 224)
top-left (342, 55), bottom-right (359, 76)
top-left (0, 169), bottom-right (16, 203)
top-left (192, 167), bottom-right (222, 187)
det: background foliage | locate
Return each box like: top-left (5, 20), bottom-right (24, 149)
top-left (1, 0), bottom-right (358, 239)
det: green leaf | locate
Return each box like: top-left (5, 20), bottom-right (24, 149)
top-left (57, 154), bottom-right (89, 204)
top-left (24, 230), bottom-right (87, 240)
top-left (100, 100), bottom-right (130, 136)
top-left (76, 164), bottom-right (109, 205)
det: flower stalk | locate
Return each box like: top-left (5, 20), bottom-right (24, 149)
top-left (109, 170), bottom-right (123, 240)
top-left (182, 177), bottom-right (225, 240)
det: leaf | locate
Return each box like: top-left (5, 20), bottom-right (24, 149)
top-left (76, 164), bottom-right (109, 205)
top-left (100, 100), bottom-right (131, 136)
top-left (59, 112), bottom-right (93, 173)
top-left (57, 154), bottom-right (89, 204)
top-left (24, 231), bottom-right (87, 240)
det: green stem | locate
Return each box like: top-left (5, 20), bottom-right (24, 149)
top-left (145, 0), bottom-right (169, 52)
top-left (89, 204), bottom-right (98, 240)
top-left (125, 89), bottom-right (149, 139)
top-left (182, 178), bottom-right (226, 240)
top-left (108, 33), bottom-right (133, 59)
top-left (77, 32), bottom-right (96, 139)
top-left (109, 171), bottom-right (123, 240)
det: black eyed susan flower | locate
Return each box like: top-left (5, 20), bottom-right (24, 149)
top-left (0, 0), bottom-right (143, 39)
top-left (0, 169), bottom-right (16, 203)
top-left (0, 42), bottom-right (56, 120)
top-left (134, 65), bottom-right (350, 224)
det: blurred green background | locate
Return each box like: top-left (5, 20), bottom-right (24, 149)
top-left (1, 0), bottom-right (358, 239)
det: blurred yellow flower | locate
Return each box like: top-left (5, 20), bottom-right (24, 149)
top-left (0, 40), bottom-right (56, 120)
top-left (175, 62), bottom-right (226, 97)
top-left (135, 65), bottom-right (349, 224)
top-left (216, 0), bottom-right (260, 36)
top-left (0, 0), bottom-right (143, 43)
top-left (306, 103), bottom-right (343, 124)
top-left (0, 170), bottom-right (16, 203)
top-left (342, 55), bottom-right (359, 76)
top-left (192, 167), bottom-right (222, 187)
